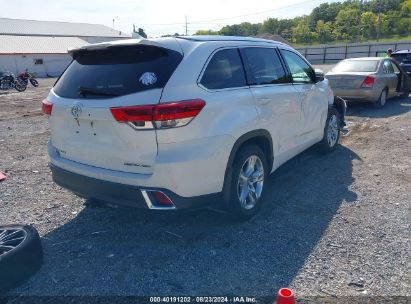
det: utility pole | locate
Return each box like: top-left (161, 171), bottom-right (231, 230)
top-left (185, 16), bottom-right (188, 36)
top-left (377, 0), bottom-right (383, 41)
top-left (356, 0), bottom-right (363, 42)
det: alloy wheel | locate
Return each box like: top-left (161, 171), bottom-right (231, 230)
top-left (237, 155), bottom-right (264, 210)
top-left (327, 114), bottom-right (339, 147)
top-left (0, 228), bottom-right (27, 257)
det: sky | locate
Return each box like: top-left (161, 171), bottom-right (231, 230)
top-left (0, 0), bottom-right (340, 37)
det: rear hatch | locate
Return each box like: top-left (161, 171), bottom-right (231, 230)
top-left (48, 41), bottom-right (183, 174)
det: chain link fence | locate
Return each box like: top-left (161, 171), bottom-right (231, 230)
top-left (295, 41), bottom-right (411, 64)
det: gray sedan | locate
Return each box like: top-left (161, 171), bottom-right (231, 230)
top-left (326, 57), bottom-right (410, 108)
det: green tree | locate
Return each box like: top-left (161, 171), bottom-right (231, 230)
top-left (334, 8), bottom-right (359, 41)
top-left (315, 20), bottom-right (334, 43)
top-left (219, 24), bottom-right (246, 36)
top-left (239, 22), bottom-right (262, 36)
top-left (361, 11), bottom-right (378, 39)
top-left (292, 17), bottom-right (316, 43)
top-left (194, 29), bottom-right (219, 35)
top-left (309, 2), bottom-right (344, 31)
top-left (397, 0), bottom-right (411, 34)
top-left (261, 18), bottom-right (280, 34)
top-left (192, 0), bottom-right (410, 45)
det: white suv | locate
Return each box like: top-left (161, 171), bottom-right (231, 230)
top-left (44, 36), bottom-right (345, 219)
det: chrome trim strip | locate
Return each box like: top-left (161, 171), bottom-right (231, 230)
top-left (141, 190), bottom-right (153, 209)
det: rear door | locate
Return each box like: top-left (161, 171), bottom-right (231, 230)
top-left (49, 43), bottom-right (183, 174)
top-left (279, 49), bottom-right (327, 141)
top-left (241, 47), bottom-right (302, 162)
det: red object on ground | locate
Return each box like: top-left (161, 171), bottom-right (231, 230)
top-left (0, 172), bottom-right (6, 182)
top-left (276, 288), bottom-right (295, 304)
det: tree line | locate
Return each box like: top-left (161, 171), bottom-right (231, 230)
top-left (194, 0), bottom-right (411, 44)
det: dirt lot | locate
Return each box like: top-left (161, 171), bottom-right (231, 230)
top-left (0, 79), bottom-right (410, 302)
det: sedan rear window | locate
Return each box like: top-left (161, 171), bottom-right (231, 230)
top-left (332, 60), bottom-right (379, 73)
top-left (54, 45), bottom-right (183, 99)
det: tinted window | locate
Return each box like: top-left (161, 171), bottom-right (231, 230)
top-left (54, 45), bottom-right (183, 99)
top-left (392, 53), bottom-right (411, 63)
top-left (242, 48), bottom-right (288, 85)
top-left (200, 49), bottom-right (246, 90)
top-left (383, 60), bottom-right (395, 74)
top-left (332, 60), bottom-right (379, 73)
top-left (280, 50), bottom-right (314, 83)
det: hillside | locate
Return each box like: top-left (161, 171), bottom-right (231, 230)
top-left (194, 0), bottom-right (411, 45)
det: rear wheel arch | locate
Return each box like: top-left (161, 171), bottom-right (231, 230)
top-left (374, 87), bottom-right (388, 108)
top-left (222, 130), bottom-right (274, 202)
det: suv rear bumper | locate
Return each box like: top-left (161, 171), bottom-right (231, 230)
top-left (50, 163), bottom-right (221, 210)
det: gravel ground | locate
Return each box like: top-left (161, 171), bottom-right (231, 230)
top-left (0, 79), bottom-right (410, 302)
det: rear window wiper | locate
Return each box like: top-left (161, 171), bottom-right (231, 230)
top-left (78, 86), bottom-right (119, 97)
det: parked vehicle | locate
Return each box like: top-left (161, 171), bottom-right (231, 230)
top-left (326, 57), bottom-right (410, 108)
top-left (0, 71), bottom-right (27, 92)
top-left (43, 36), bottom-right (345, 219)
top-left (17, 70), bottom-right (39, 87)
top-left (391, 49), bottom-right (411, 77)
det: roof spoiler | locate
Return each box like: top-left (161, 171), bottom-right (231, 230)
top-left (68, 38), bottom-right (177, 58)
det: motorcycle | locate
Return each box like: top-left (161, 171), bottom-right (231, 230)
top-left (17, 70), bottom-right (39, 87)
top-left (0, 71), bottom-right (27, 92)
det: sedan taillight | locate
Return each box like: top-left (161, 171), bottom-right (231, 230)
top-left (110, 99), bottom-right (205, 129)
top-left (361, 76), bottom-right (375, 88)
top-left (42, 99), bottom-right (53, 115)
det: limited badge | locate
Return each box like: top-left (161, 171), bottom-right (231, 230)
top-left (139, 72), bottom-right (157, 86)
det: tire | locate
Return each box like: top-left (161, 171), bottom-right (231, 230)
top-left (319, 107), bottom-right (340, 153)
top-left (373, 89), bottom-right (387, 108)
top-left (14, 82), bottom-right (26, 92)
top-left (29, 79), bottom-right (39, 87)
top-left (226, 144), bottom-right (268, 220)
top-left (0, 225), bottom-right (43, 293)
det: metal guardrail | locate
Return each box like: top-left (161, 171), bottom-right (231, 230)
top-left (295, 41), bottom-right (411, 64)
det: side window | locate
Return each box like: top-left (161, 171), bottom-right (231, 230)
top-left (383, 60), bottom-right (395, 74)
top-left (200, 49), bottom-right (246, 90)
top-left (280, 50), bottom-right (314, 84)
top-left (242, 48), bottom-right (288, 85)
top-left (392, 62), bottom-right (400, 73)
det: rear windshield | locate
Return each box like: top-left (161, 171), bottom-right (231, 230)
top-left (332, 60), bottom-right (379, 73)
top-left (54, 45), bottom-right (183, 99)
top-left (392, 53), bottom-right (411, 64)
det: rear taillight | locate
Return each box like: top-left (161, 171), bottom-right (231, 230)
top-left (110, 99), bottom-right (205, 130)
top-left (361, 76), bottom-right (375, 88)
top-left (42, 99), bottom-right (53, 115)
top-left (110, 105), bottom-right (154, 122)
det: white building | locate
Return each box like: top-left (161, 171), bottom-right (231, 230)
top-left (0, 18), bottom-right (131, 77)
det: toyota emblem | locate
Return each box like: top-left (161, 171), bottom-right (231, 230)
top-left (71, 103), bottom-right (83, 118)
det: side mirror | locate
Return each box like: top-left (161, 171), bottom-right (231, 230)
top-left (315, 69), bottom-right (325, 82)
